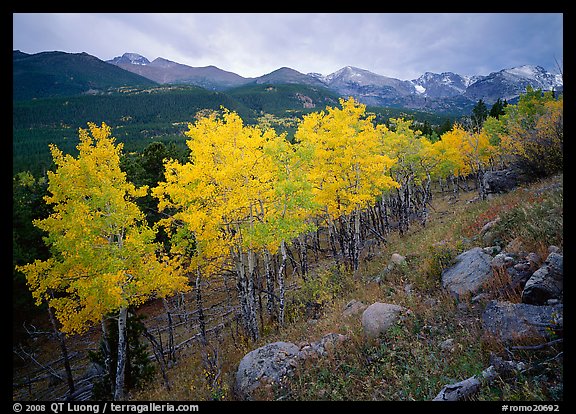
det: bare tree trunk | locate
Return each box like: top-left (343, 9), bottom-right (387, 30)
top-left (162, 298), bottom-right (176, 365)
top-left (278, 240), bottom-right (288, 326)
top-left (263, 249), bottom-right (276, 320)
top-left (297, 234), bottom-right (308, 277)
top-left (353, 208), bottom-right (361, 271)
top-left (141, 327), bottom-right (171, 391)
top-left (195, 271), bottom-right (207, 344)
top-left (327, 217), bottom-right (340, 266)
top-left (113, 306), bottom-right (128, 401)
top-left (47, 305), bottom-right (75, 395)
top-left (246, 247), bottom-right (259, 341)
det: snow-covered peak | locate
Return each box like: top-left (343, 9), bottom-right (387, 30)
top-left (499, 64), bottom-right (563, 90)
top-left (108, 52), bottom-right (150, 66)
top-left (410, 71), bottom-right (470, 98)
top-left (504, 64), bottom-right (545, 79)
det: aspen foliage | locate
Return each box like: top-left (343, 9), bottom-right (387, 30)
top-left (153, 109), bottom-right (311, 339)
top-left (153, 109), bottom-right (281, 269)
top-left (497, 87), bottom-right (563, 176)
top-left (16, 122), bottom-right (189, 335)
top-left (295, 97), bottom-right (399, 220)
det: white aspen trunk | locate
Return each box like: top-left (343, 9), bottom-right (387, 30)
top-left (263, 249), bottom-right (275, 319)
top-left (162, 298), bottom-right (175, 364)
top-left (278, 240), bottom-right (287, 326)
top-left (246, 246), bottom-right (259, 341)
top-left (232, 245), bottom-right (250, 339)
top-left (113, 306), bottom-right (128, 401)
top-left (353, 208), bottom-right (361, 271)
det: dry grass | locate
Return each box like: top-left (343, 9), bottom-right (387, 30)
top-left (13, 174), bottom-right (563, 402)
top-left (130, 173), bottom-right (563, 401)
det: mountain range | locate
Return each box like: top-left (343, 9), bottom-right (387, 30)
top-left (106, 52), bottom-right (563, 111)
top-left (13, 50), bottom-right (563, 115)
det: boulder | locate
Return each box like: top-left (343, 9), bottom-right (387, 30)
top-left (482, 300), bottom-right (563, 343)
top-left (390, 253), bottom-right (407, 266)
top-left (234, 341), bottom-right (300, 400)
top-left (441, 247), bottom-right (494, 298)
top-left (361, 302), bottom-right (406, 339)
top-left (235, 333), bottom-right (348, 400)
top-left (483, 167), bottom-right (530, 194)
top-left (342, 299), bottom-right (368, 318)
top-left (522, 252), bottom-right (563, 305)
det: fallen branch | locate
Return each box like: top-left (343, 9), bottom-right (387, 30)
top-left (433, 366), bottom-right (497, 401)
top-left (433, 358), bottom-right (526, 401)
top-left (510, 338), bottom-right (563, 351)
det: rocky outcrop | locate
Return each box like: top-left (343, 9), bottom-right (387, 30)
top-left (483, 167), bottom-right (531, 194)
top-left (234, 333), bottom-right (348, 400)
top-left (361, 302), bottom-right (407, 339)
top-left (441, 247), bottom-right (494, 298)
top-left (235, 341), bottom-right (300, 400)
top-left (522, 252), bottom-right (563, 305)
top-left (482, 300), bottom-right (563, 343)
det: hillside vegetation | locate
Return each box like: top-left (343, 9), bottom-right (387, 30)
top-left (13, 88), bottom-right (562, 402)
top-left (13, 84), bottom-right (453, 175)
top-left (129, 173), bottom-right (563, 401)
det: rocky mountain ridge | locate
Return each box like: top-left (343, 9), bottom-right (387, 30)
top-left (108, 52), bottom-right (563, 111)
top-left (13, 49), bottom-right (563, 115)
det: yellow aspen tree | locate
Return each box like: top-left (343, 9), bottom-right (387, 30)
top-left (430, 124), bottom-right (470, 197)
top-left (379, 118), bottom-right (428, 233)
top-left (500, 88), bottom-right (563, 176)
top-left (254, 134), bottom-right (317, 324)
top-left (460, 128), bottom-right (499, 199)
top-left (154, 109), bottom-right (280, 341)
top-left (16, 122), bottom-right (189, 400)
top-left (295, 97), bottom-right (398, 270)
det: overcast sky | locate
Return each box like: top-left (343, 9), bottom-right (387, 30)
top-left (13, 13), bottom-right (563, 80)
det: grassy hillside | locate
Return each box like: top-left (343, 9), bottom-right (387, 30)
top-left (11, 166), bottom-right (563, 402)
top-left (124, 174), bottom-right (563, 402)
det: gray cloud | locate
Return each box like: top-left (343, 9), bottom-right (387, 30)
top-left (13, 13), bottom-right (563, 80)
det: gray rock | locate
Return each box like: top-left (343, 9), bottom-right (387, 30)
top-left (483, 245), bottom-right (502, 255)
top-left (505, 266), bottom-right (533, 292)
top-left (491, 253), bottom-right (515, 269)
top-left (441, 247), bottom-right (494, 298)
top-left (391, 253), bottom-right (407, 266)
top-left (234, 341), bottom-right (300, 400)
top-left (361, 302), bottom-right (406, 339)
top-left (482, 300), bottom-right (563, 343)
top-left (440, 338), bottom-right (455, 352)
top-left (548, 245), bottom-right (561, 254)
top-left (522, 252), bottom-right (563, 305)
top-left (480, 218), bottom-right (501, 235)
top-left (342, 299), bottom-right (368, 318)
top-left (235, 333), bottom-right (347, 400)
top-left (483, 167), bottom-right (530, 194)
top-left (298, 333), bottom-right (348, 360)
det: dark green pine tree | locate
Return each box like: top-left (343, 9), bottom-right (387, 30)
top-left (471, 99), bottom-right (488, 131)
top-left (89, 310), bottom-right (155, 400)
top-left (489, 98), bottom-right (507, 119)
